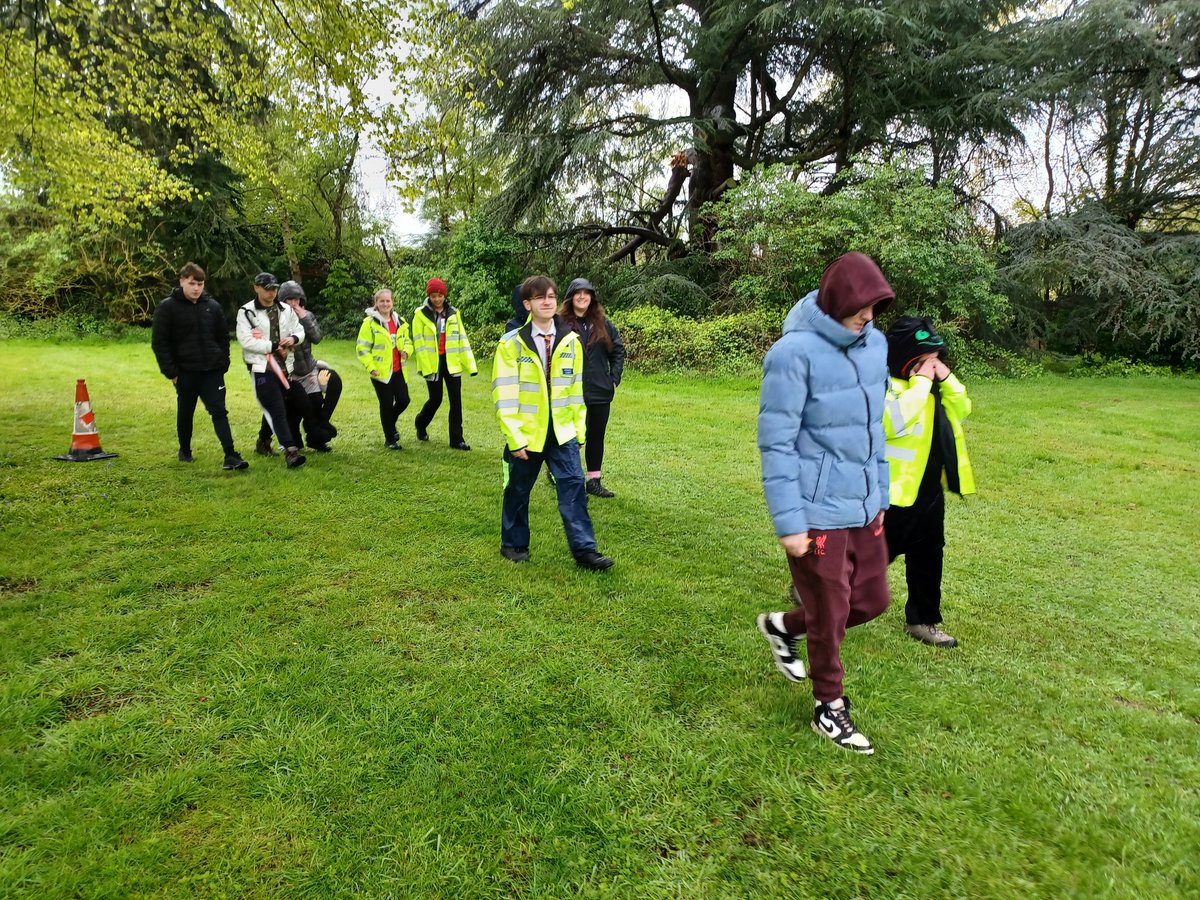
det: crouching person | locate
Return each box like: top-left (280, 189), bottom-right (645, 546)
top-left (236, 272), bottom-right (307, 468)
top-left (492, 276), bottom-right (613, 570)
top-left (278, 280), bottom-right (339, 452)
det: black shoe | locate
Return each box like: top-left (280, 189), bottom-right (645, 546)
top-left (385, 441), bottom-right (402, 451)
top-left (586, 477), bottom-right (615, 498)
top-left (574, 550), bottom-right (614, 571)
top-left (812, 697), bottom-right (873, 755)
top-left (756, 612), bottom-right (806, 682)
top-left (222, 452), bottom-right (249, 471)
top-left (255, 438), bottom-right (276, 456)
top-left (500, 545), bottom-right (530, 563)
top-left (450, 441), bottom-right (472, 451)
top-left (284, 447), bottom-right (307, 469)
top-left (178, 449), bottom-right (194, 463)
top-left (416, 424), bottom-right (429, 441)
top-left (308, 442), bottom-right (332, 453)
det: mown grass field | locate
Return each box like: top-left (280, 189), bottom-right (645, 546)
top-left (1, 337), bottom-right (1198, 898)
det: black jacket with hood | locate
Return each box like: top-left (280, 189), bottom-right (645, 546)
top-left (151, 287), bottom-right (231, 379)
top-left (505, 283), bottom-right (528, 333)
top-left (561, 278), bottom-right (625, 404)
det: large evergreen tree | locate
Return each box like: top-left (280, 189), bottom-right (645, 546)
top-left (474, 0), bottom-right (1034, 250)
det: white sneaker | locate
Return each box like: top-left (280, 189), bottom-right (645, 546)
top-left (811, 697), bottom-right (873, 754)
top-left (757, 612), bottom-right (806, 682)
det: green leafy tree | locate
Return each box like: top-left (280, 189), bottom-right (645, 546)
top-left (711, 161), bottom-right (1008, 336)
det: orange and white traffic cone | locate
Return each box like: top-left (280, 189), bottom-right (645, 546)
top-left (54, 379), bottom-right (118, 462)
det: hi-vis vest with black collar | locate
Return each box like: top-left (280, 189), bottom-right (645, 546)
top-left (411, 303), bottom-right (478, 377)
top-left (883, 372), bottom-right (975, 507)
top-left (491, 320), bottom-right (586, 453)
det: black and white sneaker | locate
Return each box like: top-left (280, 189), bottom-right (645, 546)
top-left (811, 697), bottom-right (873, 755)
top-left (756, 612), bottom-right (806, 682)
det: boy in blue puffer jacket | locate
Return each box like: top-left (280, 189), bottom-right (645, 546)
top-left (755, 252), bottom-right (894, 755)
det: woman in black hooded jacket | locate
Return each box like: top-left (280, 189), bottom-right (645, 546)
top-left (559, 278), bottom-right (625, 498)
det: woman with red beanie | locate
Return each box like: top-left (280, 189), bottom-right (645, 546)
top-left (411, 277), bottom-right (477, 450)
top-left (755, 251), bottom-right (894, 755)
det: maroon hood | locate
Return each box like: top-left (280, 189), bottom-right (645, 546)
top-left (817, 252), bottom-right (895, 321)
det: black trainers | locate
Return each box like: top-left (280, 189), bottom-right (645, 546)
top-left (574, 550), bottom-right (614, 571)
top-left (222, 452), bottom-right (249, 470)
top-left (586, 477), bottom-right (615, 498)
top-left (756, 612), bottom-right (806, 682)
top-left (416, 424), bottom-right (429, 441)
top-left (812, 697), bottom-right (873, 755)
top-left (450, 441), bottom-right (472, 451)
top-left (255, 438), bottom-right (276, 456)
top-left (284, 447), bottom-right (307, 468)
top-left (308, 442), bottom-right (332, 453)
top-left (178, 449), bottom-right (194, 463)
top-left (385, 441), bottom-right (402, 451)
top-left (500, 545), bottom-right (530, 563)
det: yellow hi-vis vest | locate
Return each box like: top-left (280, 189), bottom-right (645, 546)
top-left (492, 324), bottom-right (586, 453)
top-left (883, 372), bottom-right (975, 507)
top-left (356, 311), bottom-right (413, 384)
top-left (411, 304), bottom-right (478, 377)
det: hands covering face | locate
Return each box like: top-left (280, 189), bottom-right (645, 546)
top-left (914, 357), bottom-right (950, 381)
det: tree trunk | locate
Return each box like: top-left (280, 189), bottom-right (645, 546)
top-left (270, 183), bottom-right (302, 282)
top-left (329, 133), bottom-right (360, 259)
top-left (687, 74), bottom-right (738, 250)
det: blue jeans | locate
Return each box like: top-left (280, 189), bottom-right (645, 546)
top-left (502, 439), bottom-right (597, 554)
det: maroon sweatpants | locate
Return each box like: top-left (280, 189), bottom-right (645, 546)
top-left (783, 513), bottom-right (891, 702)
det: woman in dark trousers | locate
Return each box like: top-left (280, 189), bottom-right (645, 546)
top-left (559, 278), bottom-right (625, 497)
top-left (356, 288), bottom-right (413, 450)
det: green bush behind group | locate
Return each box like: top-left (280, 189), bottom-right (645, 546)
top-left (3, 162), bottom-right (1197, 376)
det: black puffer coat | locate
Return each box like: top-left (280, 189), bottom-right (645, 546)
top-left (561, 278), bottom-right (625, 404)
top-left (151, 287), bottom-right (231, 378)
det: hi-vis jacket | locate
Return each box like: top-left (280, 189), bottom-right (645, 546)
top-left (236, 300), bottom-right (305, 374)
top-left (356, 308), bottom-right (413, 384)
top-left (492, 318), bottom-right (586, 453)
top-left (883, 372), bottom-right (975, 507)
top-left (411, 302), bottom-right (478, 378)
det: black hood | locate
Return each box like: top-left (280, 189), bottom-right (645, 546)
top-left (886, 316), bottom-right (948, 378)
top-left (564, 278), bottom-right (595, 300)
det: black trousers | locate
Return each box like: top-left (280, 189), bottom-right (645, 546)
top-left (175, 369), bottom-right (235, 454)
top-left (415, 356), bottom-right (464, 443)
top-left (257, 372), bottom-right (342, 448)
top-left (299, 369), bottom-right (342, 446)
top-left (371, 375), bottom-right (410, 441)
top-left (884, 486), bottom-right (946, 625)
top-left (583, 401), bottom-right (611, 473)
top-left (250, 370), bottom-right (298, 448)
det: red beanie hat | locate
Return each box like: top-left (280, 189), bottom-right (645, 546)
top-left (426, 278), bottom-right (447, 296)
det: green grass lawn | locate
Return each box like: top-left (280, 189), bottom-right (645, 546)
top-left (1, 337), bottom-right (1198, 898)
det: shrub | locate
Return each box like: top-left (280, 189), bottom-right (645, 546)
top-left (710, 160), bottom-right (1008, 338)
top-left (0, 312), bottom-right (147, 343)
top-left (614, 306), bottom-right (783, 375)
